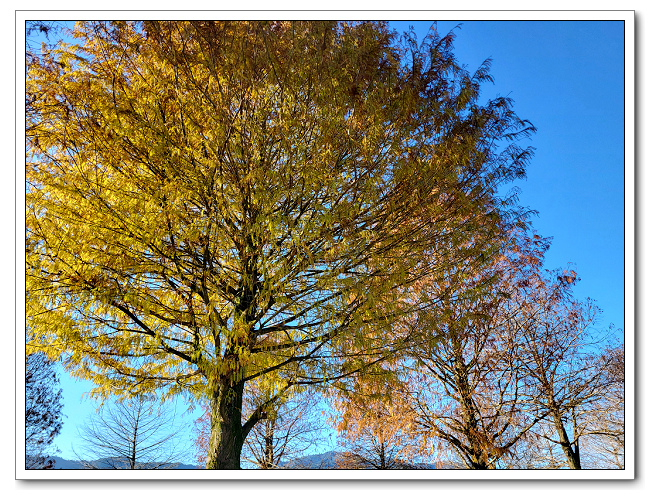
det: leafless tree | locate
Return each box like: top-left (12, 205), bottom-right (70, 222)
top-left (510, 270), bottom-right (620, 470)
top-left (574, 344), bottom-right (625, 469)
top-left (74, 397), bottom-right (192, 469)
top-left (243, 389), bottom-right (331, 469)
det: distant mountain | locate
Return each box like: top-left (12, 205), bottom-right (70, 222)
top-left (43, 456), bottom-right (201, 470)
top-left (280, 451), bottom-right (444, 470)
top-left (281, 450), bottom-right (339, 469)
top-left (37, 453), bottom-right (447, 470)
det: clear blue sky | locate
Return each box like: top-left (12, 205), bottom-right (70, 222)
top-left (39, 20), bottom-right (625, 461)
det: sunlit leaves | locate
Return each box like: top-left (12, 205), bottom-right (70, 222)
top-left (26, 21), bottom-right (537, 468)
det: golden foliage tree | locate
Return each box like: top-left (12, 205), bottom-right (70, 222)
top-left (26, 21), bottom-right (534, 469)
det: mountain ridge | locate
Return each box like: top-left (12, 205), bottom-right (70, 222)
top-left (39, 456), bottom-right (201, 470)
top-left (36, 452), bottom-right (442, 470)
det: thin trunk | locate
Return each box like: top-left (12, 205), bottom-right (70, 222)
top-left (130, 406), bottom-right (139, 469)
top-left (263, 421), bottom-right (275, 469)
top-left (451, 336), bottom-right (489, 469)
top-left (550, 406), bottom-right (581, 469)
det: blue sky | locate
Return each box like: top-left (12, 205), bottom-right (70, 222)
top-left (29, 20), bottom-right (626, 461)
top-left (393, 20), bottom-right (625, 334)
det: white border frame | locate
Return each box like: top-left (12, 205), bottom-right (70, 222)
top-left (16, 9), bottom-right (635, 481)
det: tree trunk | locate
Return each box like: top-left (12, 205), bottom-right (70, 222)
top-left (551, 408), bottom-right (581, 469)
top-left (205, 273), bottom-right (258, 470)
top-left (130, 404), bottom-right (140, 469)
top-left (263, 422), bottom-right (275, 469)
top-left (206, 378), bottom-right (246, 469)
top-left (451, 337), bottom-right (490, 469)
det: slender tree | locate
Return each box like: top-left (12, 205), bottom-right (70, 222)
top-left (25, 351), bottom-right (63, 469)
top-left (492, 261), bottom-right (620, 470)
top-left (26, 21), bottom-right (535, 468)
top-left (74, 397), bottom-right (191, 469)
top-left (244, 388), bottom-right (331, 469)
top-left (581, 344), bottom-right (624, 468)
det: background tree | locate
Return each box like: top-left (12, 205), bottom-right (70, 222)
top-left (74, 396), bottom-right (192, 469)
top-left (25, 351), bottom-right (64, 469)
top-left (332, 376), bottom-right (426, 469)
top-left (243, 387), bottom-right (331, 469)
top-left (401, 231), bottom-right (550, 469)
top-left (26, 21), bottom-right (535, 469)
top-left (394, 226), bottom-right (624, 470)
top-left (507, 268), bottom-right (615, 470)
top-left (581, 344), bottom-right (624, 468)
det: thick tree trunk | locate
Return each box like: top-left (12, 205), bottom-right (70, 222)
top-left (206, 378), bottom-right (246, 469)
top-left (205, 273), bottom-right (258, 470)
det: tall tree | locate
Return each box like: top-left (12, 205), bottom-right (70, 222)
top-left (25, 351), bottom-right (63, 469)
top-left (402, 231), bottom-right (550, 469)
top-left (74, 397), bottom-right (191, 469)
top-left (26, 21), bottom-right (535, 468)
top-left (511, 270), bottom-right (616, 470)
